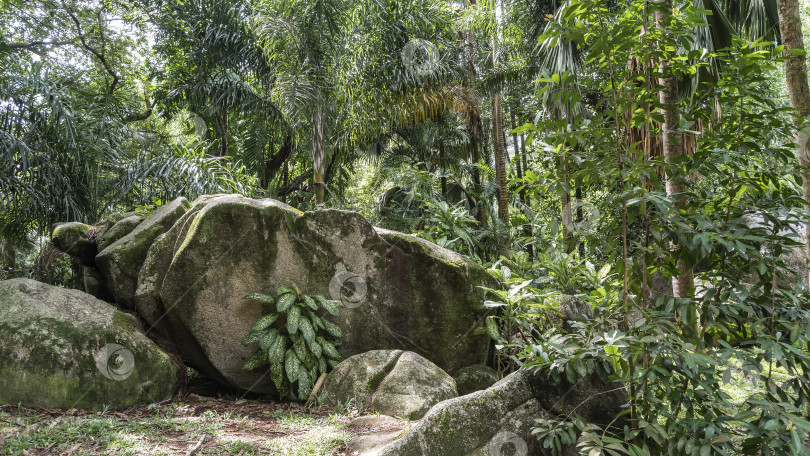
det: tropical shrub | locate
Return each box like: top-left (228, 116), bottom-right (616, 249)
top-left (241, 282), bottom-right (343, 399)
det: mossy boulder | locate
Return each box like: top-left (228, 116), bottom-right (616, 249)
top-left (377, 369), bottom-right (625, 456)
top-left (51, 222), bottom-right (97, 267)
top-left (453, 364), bottom-right (499, 396)
top-left (322, 350), bottom-right (458, 419)
top-left (132, 195), bottom-right (492, 393)
top-left (0, 278), bottom-right (180, 410)
top-left (96, 197), bottom-right (191, 310)
top-left (97, 215), bottom-right (142, 252)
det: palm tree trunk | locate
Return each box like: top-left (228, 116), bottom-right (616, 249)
top-left (656, 1), bottom-right (693, 298)
top-left (491, 0), bottom-right (509, 224)
top-left (492, 93), bottom-right (509, 222)
top-left (312, 106), bottom-right (326, 204)
top-left (776, 0), bottom-right (810, 288)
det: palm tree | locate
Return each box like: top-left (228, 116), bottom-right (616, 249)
top-left (253, 0), bottom-right (349, 204)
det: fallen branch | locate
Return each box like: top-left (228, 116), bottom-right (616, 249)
top-left (305, 373), bottom-right (328, 408)
top-left (185, 435), bottom-right (205, 456)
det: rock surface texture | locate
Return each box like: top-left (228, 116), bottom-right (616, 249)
top-left (376, 369), bottom-right (625, 456)
top-left (321, 350), bottom-right (458, 419)
top-left (0, 278), bottom-right (180, 410)
top-left (53, 195), bottom-right (494, 394)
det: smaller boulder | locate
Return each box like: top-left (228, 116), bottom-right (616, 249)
top-left (51, 222), bottom-right (98, 267)
top-left (453, 364), bottom-right (499, 396)
top-left (0, 278), bottom-right (181, 410)
top-left (97, 215), bottom-right (142, 252)
top-left (322, 350), bottom-right (458, 420)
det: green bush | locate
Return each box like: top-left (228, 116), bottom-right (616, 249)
top-left (241, 282), bottom-right (343, 399)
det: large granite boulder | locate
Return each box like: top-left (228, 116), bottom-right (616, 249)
top-left (51, 195), bottom-right (494, 394)
top-left (95, 198), bottom-right (192, 310)
top-left (321, 350), bottom-right (458, 419)
top-left (377, 369), bottom-right (626, 456)
top-left (0, 278), bottom-right (181, 410)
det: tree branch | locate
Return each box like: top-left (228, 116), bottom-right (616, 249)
top-left (6, 40), bottom-right (74, 49)
top-left (122, 91), bottom-right (153, 123)
top-left (62, 1), bottom-right (119, 95)
top-left (277, 168), bottom-right (313, 197)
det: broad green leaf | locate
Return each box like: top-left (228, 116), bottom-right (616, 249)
top-left (318, 336), bottom-right (341, 360)
top-left (309, 339), bottom-right (323, 358)
top-left (285, 349), bottom-right (300, 383)
top-left (298, 369), bottom-right (311, 399)
top-left (287, 305), bottom-right (302, 334)
top-left (253, 313), bottom-right (279, 331)
top-left (486, 316), bottom-right (503, 342)
top-left (302, 295), bottom-right (318, 310)
top-left (270, 361), bottom-right (285, 393)
top-left (244, 293), bottom-right (275, 305)
top-left (322, 319), bottom-right (342, 339)
top-left (315, 294), bottom-right (341, 315)
top-left (277, 285), bottom-right (295, 296)
top-left (241, 330), bottom-right (262, 346)
top-left (308, 310), bottom-right (325, 329)
top-left (267, 335), bottom-right (286, 364)
top-left (277, 293), bottom-right (297, 313)
top-left (242, 350), bottom-right (267, 370)
top-left (292, 333), bottom-right (308, 361)
top-left (259, 329), bottom-right (279, 351)
top-left (299, 316), bottom-right (316, 343)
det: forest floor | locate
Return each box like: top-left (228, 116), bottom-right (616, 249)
top-left (0, 392), bottom-right (400, 456)
top-left (0, 359), bottom-right (794, 455)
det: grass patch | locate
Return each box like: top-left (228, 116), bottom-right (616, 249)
top-left (0, 395), bottom-right (352, 455)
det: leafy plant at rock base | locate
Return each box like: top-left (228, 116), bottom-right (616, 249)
top-left (241, 282), bottom-right (343, 400)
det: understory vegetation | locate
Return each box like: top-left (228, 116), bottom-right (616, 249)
top-left (4, 0), bottom-right (810, 454)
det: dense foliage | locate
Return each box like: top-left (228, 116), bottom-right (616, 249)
top-left (4, 0), bottom-right (810, 453)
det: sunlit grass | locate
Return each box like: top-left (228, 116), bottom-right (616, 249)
top-left (0, 403), bottom-right (351, 455)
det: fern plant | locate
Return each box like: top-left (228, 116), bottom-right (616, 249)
top-left (241, 282), bottom-right (343, 399)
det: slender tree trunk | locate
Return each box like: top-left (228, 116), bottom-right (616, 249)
top-left (576, 187), bottom-right (585, 257)
top-left (492, 94), bottom-right (509, 222)
top-left (510, 110), bottom-right (523, 184)
top-left (519, 129), bottom-right (533, 260)
top-left (655, 1), bottom-right (693, 298)
top-left (281, 161), bottom-right (289, 203)
top-left (777, 0), bottom-right (810, 288)
top-left (312, 106), bottom-right (326, 204)
top-left (560, 152), bottom-right (573, 252)
top-left (216, 111), bottom-right (229, 157)
top-left (2, 238), bottom-right (14, 271)
top-left (439, 140), bottom-right (447, 196)
top-left (491, 0), bottom-right (509, 223)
